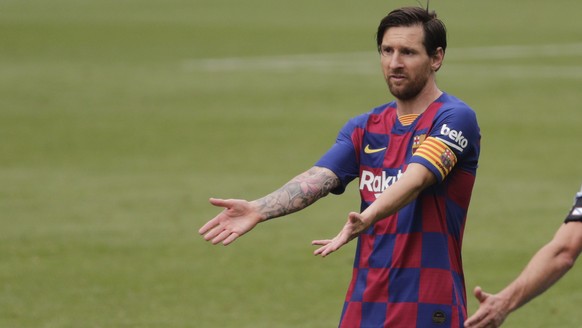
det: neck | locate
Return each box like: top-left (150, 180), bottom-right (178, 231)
top-left (396, 81), bottom-right (442, 116)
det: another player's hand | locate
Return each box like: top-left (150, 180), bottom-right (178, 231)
top-left (464, 286), bottom-right (509, 328)
top-left (198, 198), bottom-right (263, 246)
top-left (312, 212), bottom-right (368, 257)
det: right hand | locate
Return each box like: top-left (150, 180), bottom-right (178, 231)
top-left (198, 198), bottom-right (263, 245)
top-left (464, 286), bottom-right (509, 328)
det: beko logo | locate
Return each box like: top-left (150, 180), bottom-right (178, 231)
top-left (440, 124), bottom-right (468, 150)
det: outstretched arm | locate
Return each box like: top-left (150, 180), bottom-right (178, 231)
top-left (199, 166), bottom-right (340, 245)
top-left (464, 221), bottom-right (582, 328)
top-left (312, 163), bottom-right (435, 257)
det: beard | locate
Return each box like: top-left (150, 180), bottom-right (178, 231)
top-left (386, 66), bottom-right (432, 101)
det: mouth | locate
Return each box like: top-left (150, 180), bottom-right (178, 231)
top-left (389, 74), bottom-right (406, 82)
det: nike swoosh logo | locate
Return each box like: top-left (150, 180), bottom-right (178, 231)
top-left (364, 144), bottom-right (387, 154)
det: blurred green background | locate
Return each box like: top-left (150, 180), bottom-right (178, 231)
top-left (1, 0), bottom-right (581, 326)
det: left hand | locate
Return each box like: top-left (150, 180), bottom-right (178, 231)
top-left (312, 212), bottom-right (368, 257)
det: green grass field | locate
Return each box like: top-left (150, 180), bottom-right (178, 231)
top-left (1, 0), bottom-right (581, 327)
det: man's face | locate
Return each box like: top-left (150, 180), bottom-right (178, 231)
top-left (380, 25), bottom-right (436, 101)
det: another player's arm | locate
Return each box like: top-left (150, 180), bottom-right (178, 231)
top-left (199, 166), bottom-right (340, 245)
top-left (465, 221), bottom-right (582, 328)
top-left (500, 222), bottom-right (582, 310)
top-left (465, 188), bottom-right (582, 328)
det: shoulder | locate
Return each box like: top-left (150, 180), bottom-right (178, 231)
top-left (436, 93), bottom-right (477, 118)
top-left (343, 101), bottom-right (397, 129)
top-left (431, 93), bottom-right (479, 130)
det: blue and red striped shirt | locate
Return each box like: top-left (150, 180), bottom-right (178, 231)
top-left (316, 92), bottom-right (481, 328)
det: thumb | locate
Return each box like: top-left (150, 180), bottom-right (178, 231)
top-left (209, 198), bottom-right (230, 208)
top-left (473, 286), bottom-right (489, 303)
top-left (348, 212), bottom-right (361, 223)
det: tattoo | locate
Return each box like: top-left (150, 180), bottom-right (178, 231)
top-left (255, 167), bottom-right (340, 220)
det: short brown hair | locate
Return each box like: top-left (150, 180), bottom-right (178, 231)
top-left (376, 7), bottom-right (447, 57)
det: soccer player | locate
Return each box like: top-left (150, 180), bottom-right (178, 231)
top-left (199, 7), bottom-right (481, 327)
top-left (464, 186), bottom-right (582, 328)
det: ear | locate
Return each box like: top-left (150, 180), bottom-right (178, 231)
top-left (431, 47), bottom-right (445, 72)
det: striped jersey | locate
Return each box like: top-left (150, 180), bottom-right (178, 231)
top-left (315, 92), bottom-right (481, 328)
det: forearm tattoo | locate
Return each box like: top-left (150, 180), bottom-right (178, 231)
top-left (255, 167), bottom-right (340, 220)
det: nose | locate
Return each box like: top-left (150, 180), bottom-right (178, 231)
top-left (389, 53), bottom-right (404, 69)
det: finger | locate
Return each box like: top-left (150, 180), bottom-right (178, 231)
top-left (348, 211), bottom-right (361, 222)
top-left (211, 230), bottom-right (231, 245)
top-left (474, 286), bottom-right (489, 302)
top-left (313, 242), bottom-right (331, 255)
top-left (465, 303), bottom-right (494, 328)
top-left (222, 232), bottom-right (240, 246)
top-left (311, 239), bottom-right (332, 246)
top-left (199, 198), bottom-right (230, 235)
top-left (464, 310), bottom-right (486, 328)
top-left (473, 286), bottom-right (482, 297)
top-left (199, 217), bottom-right (219, 235)
top-left (467, 317), bottom-right (492, 328)
top-left (209, 198), bottom-right (230, 208)
top-left (313, 245), bottom-right (327, 256)
top-left (314, 242), bottom-right (338, 257)
top-left (321, 243), bottom-right (339, 257)
top-left (202, 224), bottom-right (225, 241)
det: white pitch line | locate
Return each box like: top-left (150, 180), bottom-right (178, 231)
top-left (442, 64), bottom-right (582, 79)
top-left (184, 52), bottom-right (376, 73)
top-left (447, 42), bottom-right (582, 60)
top-left (184, 42), bottom-right (582, 78)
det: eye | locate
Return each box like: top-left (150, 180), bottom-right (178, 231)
top-left (401, 49), bottom-right (414, 56)
top-left (381, 47), bottom-right (393, 56)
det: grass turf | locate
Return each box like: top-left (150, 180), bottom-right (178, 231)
top-left (1, 0), bottom-right (581, 326)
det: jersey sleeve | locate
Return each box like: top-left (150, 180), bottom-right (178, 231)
top-left (314, 119), bottom-right (361, 195)
top-left (565, 188), bottom-right (582, 223)
top-left (412, 137), bottom-right (457, 181)
top-left (409, 105), bottom-right (480, 182)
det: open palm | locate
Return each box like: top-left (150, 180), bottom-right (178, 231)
top-left (312, 212), bottom-right (368, 257)
top-left (199, 198), bottom-right (262, 245)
